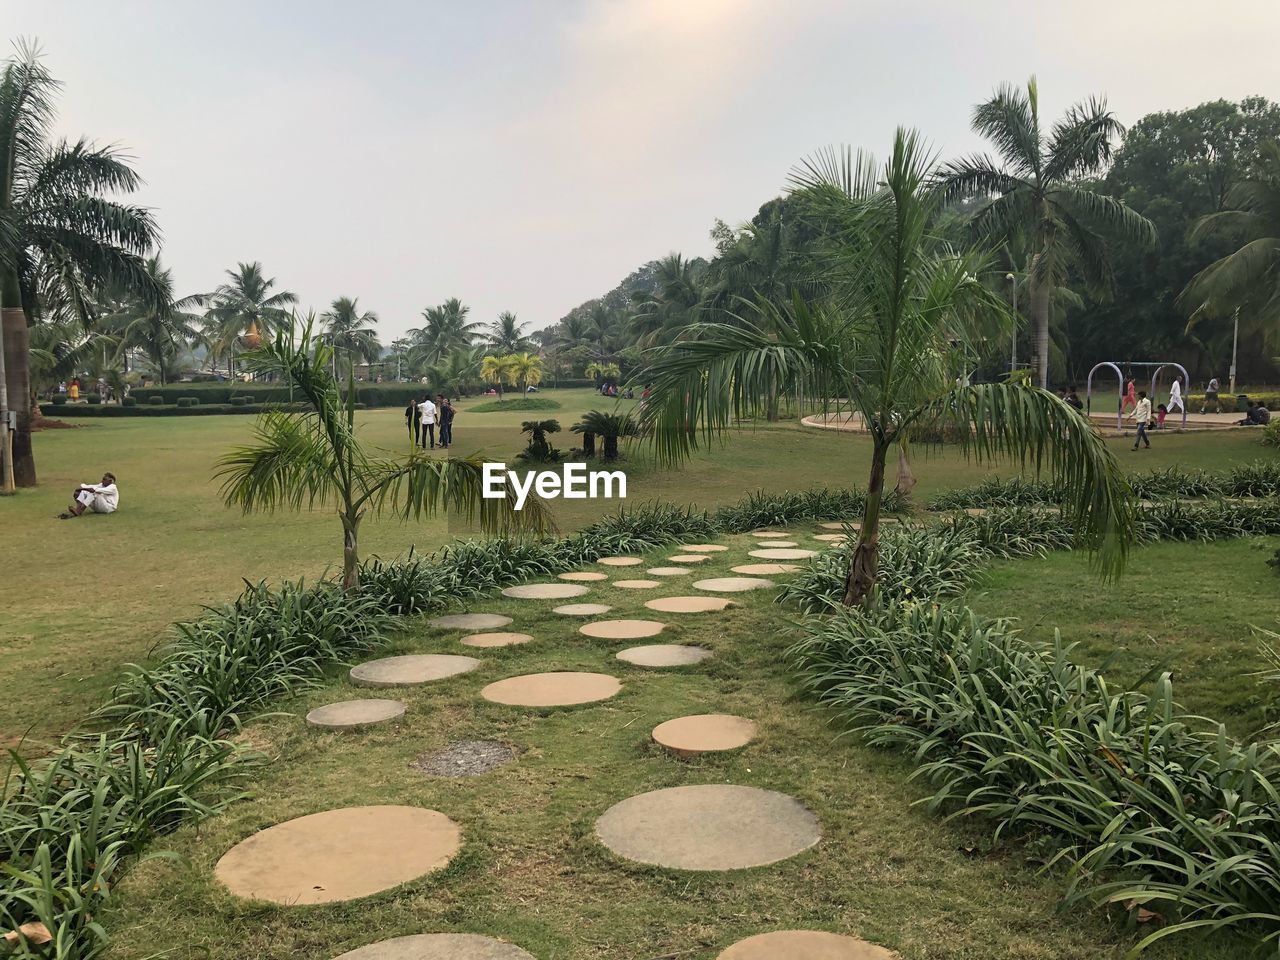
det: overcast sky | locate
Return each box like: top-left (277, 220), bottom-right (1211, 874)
top-left (5, 1), bottom-right (1278, 340)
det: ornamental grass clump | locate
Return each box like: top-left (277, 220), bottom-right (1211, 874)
top-left (927, 475), bottom-right (1063, 510)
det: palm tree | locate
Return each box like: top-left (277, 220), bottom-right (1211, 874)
top-left (480, 353), bottom-right (517, 398)
top-left (217, 314), bottom-right (549, 590)
top-left (572, 410), bottom-right (636, 461)
top-left (0, 43), bottom-right (165, 488)
top-left (630, 254), bottom-right (704, 347)
top-left (486, 310), bottom-right (533, 354)
top-left (640, 130), bottom-right (1135, 606)
top-left (203, 262), bottom-right (297, 377)
top-left (508, 351), bottom-right (542, 394)
top-left (519, 418), bottom-right (561, 461)
top-left (105, 257), bottom-right (203, 385)
top-left (585, 360), bottom-right (620, 385)
top-left (426, 345), bottom-right (482, 395)
top-left (937, 78), bottom-right (1157, 388)
top-left (1180, 142), bottom-right (1280, 352)
top-left (320, 296), bottom-right (381, 378)
top-left (408, 297), bottom-right (481, 369)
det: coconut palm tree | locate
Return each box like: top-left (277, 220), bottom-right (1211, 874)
top-left (408, 297), bottom-right (481, 368)
top-left (480, 353), bottom-right (517, 398)
top-left (217, 314), bottom-right (550, 590)
top-left (1180, 141), bottom-right (1280, 352)
top-left (508, 351), bottom-right (542, 394)
top-left (426, 345), bottom-right (483, 396)
top-left (320, 296), bottom-right (381, 378)
top-left (937, 77), bottom-right (1156, 388)
top-left (104, 257), bottom-right (203, 385)
top-left (0, 43), bottom-right (166, 488)
top-left (203, 262), bottom-right (297, 377)
top-left (640, 129), bottom-right (1135, 606)
top-left (486, 310), bottom-right (533, 354)
top-left (630, 254), bottom-right (704, 347)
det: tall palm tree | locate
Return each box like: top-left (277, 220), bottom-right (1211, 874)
top-left (0, 43), bottom-right (165, 488)
top-left (584, 303), bottom-right (625, 356)
top-left (508, 351), bottom-right (542, 394)
top-left (937, 77), bottom-right (1157, 388)
top-left (630, 254), bottom-right (704, 347)
top-left (320, 296), bottom-right (381, 378)
top-left (486, 310), bottom-right (533, 354)
top-left (203, 262), bottom-right (297, 377)
top-left (104, 256), bottom-right (203, 385)
top-left (408, 297), bottom-right (481, 368)
top-left (1180, 142), bottom-right (1280, 352)
top-left (217, 314), bottom-right (549, 590)
top-left (640, 130), bottom-right (1136, 606)
top-left (480, 353), bottom-right (517, 398)
top-left (425, 345), bottom-right (483, 395)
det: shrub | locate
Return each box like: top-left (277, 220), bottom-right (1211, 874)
top-left (50, 394), bottom-right (68, 406)
top-left (148, 395), bottom-right (164, 406)
top-left (928, 476), bottom-right (1061, 510)
top-left (229, 396), bottom-right (248, 407)
top-left (129, 382), bottom-right (426, 408)
top-left (122, 396), bottom-right (137, 407)
top-left (1223, 459), bottom-right (1280, 498)
top-left (86, 394), bottom-right (101, 405)
top-left (715, 487), bottom-right (903, 530)
top-left (469, 397), bottom-right (562, 413)
top-left (176, 397), bottom-right (198, 408)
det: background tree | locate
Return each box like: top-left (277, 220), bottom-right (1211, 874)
top-left (104, 256), bottom-right (203, 385)
top-left (629, 254), bottom-right (706, 348)
top-left (217, 315), bottom-right (549, 590)
top-left (203, 262), bottom-right (296, 377)
top-left (508, 351), bottom-right (542, 394)
top-left (320, 296), bottom-right (381, 378)
top-left (480, 352), bottom-right (516, 398)
top-left (937, 77), bottom-right (1157, 388)
top-left (485, 310), bottom-right (533, 354)
top-left (426, 345), bottom-right (482, 396)
top-left (408, 297), bottom-right (480, 370)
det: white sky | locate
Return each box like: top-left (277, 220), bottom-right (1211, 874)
top-left (4, 0), bottom-right (1278, 340)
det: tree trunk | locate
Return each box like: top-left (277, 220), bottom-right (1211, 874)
top-left (766, 370), bottom-right (779, 422)
top-left (843, 439), bottom-right (888, 607)
top-left (341, 513), bottom-right (361, 592)
top-left (1029, 271), bottom-right (1051, 390)
top-left (1, 297), bottom-right (36, 487)
top-left (603, 435), bottom-right (619, 460)
top-left (894, 442), bottom-right (916, 498)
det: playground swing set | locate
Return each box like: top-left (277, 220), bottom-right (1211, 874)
top-left (1085, 360), bottom-right (1191, 430)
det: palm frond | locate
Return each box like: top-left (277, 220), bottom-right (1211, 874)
top-left (970, 79), bottom-right (1042, 178)
top-left (215, 410), bottom-right (339, 513)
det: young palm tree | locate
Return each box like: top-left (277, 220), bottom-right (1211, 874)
top-left (937, 78), bottom-right (1156, 388)
top-left (572, 410), bottom-right (636, 461)
top-left (480, 353), bottom-right (517, 398)
top-left (0, 43), bottom-right (165, 488)
top-left (217, 315), bottom-right (550, 590)
top-left (320, 296), bottom-right (381, 378)
top-left (508, 351), bottom-right (542, 394)
top-left (105, 256), bottom-right (203, 385)
top-left (640, 129), bottom-right (1136, 606)
top-left (203, 262), bottom-right (297, 377)
top-left (486, 310), bottom-right (533, 354)
top-left (519, 418), bottom-right (561, 461)
top-left (584, 360), bottom-right (620, 386)
top-left (1180, 142), bottom-right (1280, 351)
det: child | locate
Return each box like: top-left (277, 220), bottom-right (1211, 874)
top-left (1156, 403), bottom-right (1168, 428)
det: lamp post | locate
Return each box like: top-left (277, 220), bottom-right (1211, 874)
top-left (1229, 307), bottom-right (1239, 395)
top-left (1006, 272), bottom-right (1017, 375)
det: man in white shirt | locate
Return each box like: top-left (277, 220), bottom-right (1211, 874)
top-left (60, 472), bottom-right (119, 518)
top-left (417, 395), bottom-right (437, 449)
top-left (1127, 391), bottom-right (1153, 450)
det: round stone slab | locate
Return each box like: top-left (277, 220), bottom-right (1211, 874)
top-left (501, 583), bottom-right (588, 600)
top-left (813, 533), bottom-right (851, 542)
top-left (460, 632), bottom-right (533, 648)
top-left (579, 619), bottom-right (667, 639)
top-left (598, 556), bottom-right (643, 566)
top-left (429, 613), bottom-right (512, 631)
top-left (732, 563), bottom-right (801, 575)
top-left (647, 567), bottom-right (692, 576)
top-left (681, 544), bottom-right (728, 553)
top-left (669, 554), bottom-right (711, 563)
top-left (819, 521), bottom-right (857, 531)
top-left (645, 596), bottom-right (735, 614)
top-left (613, 579), bottom-right (661, 590)
top-left (481, 672), bottom-right (621, 707)
top-left (553, 602), bottom-right (613, 616)
top-left (216, 805), bottom-right (461, 905)
top-left (595, 785), bottom-right (820, 870)
top-left (748, 548), bottom-right (817, 560)
top-left (333, 933), bottom-right (535, 960)
top-left (351, 654), bottom-right (481, 687)
top-left (306, 699), bottom-right (405, 732)
top-left (693, 577), bottom-right (775, 593)
top-left (653, 714), bottom-right (757, 758)
top-left (749, 530), bottom-right (788, 538)
top-left (617, 644), bottom-right (712, 668)
top-left (756, 540), bottom-right (798, 548)
top-left (718, 931), bottom-right (896, 959)
top-left (558, 571), bottom-right (608, 582)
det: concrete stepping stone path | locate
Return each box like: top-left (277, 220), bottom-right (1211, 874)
top-left (553, 602), bottom-right (612, 616)
top-left (616, 644), bottom-right (712, 668)
top-left (653, 714), bottom-right (757, 758)
top-left (333, 933), bottom-right (535, 959)
top-left (598, 556), bottom-right (643, 566)
top-left (731, 563), bottom-right (801, 575)
top-left (216, 805), bottom-right (461, 905)
top-left (756, 540), bottom-right (799, 548)
top-left (669, 554), bottom-right (710, 563)
top-left (646, 566), bottom-right (692, 576)
top-left (749, 530), bottom-right (789, 537)
top-left (351, 654), bottom-right (480, 687)
top-left (579, 619), bottom-right (667, 639)
top-left (460, 632), bottom-right (533, 649)
top-left (645, 596), bottom-right (735, 614)
top-left (500, 583), bottom-right (588, 600)
top-left (558, 571), bottom-right (608, 582)
top-left (613, 579), bottom-right (661, 589)
top-left (305, 699), bottom-right (405, 732)
top-left (429, 613), bottom-right (512, 631)
top-left (693, 577), bottom-right (775, 593)
top-left (595, 784), bottom-right (820, 870)
top-left (819, 521), bottom-right (857, 531)
top-left (748, 548), bottom-right (817, 560)
top-left (813, 533), bottom-right (850, 542)
top-left (481, 672), bottom-right (621, 707)
top-left (681, 544), bottom-right (728, 553)
top-left (718, 931), bottom-right (896, 959)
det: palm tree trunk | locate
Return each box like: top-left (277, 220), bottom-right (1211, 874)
top-left (1030, 274), bottom-right (1051, 389)
top-left (341, 513), bottom-right (361, 591)
top-left (2, 267), bottom-right (36, 487)
top-left (894, 442), bottom-right (916, 498)
top-left (766, 370), bottom-right (779, 422)
top-left (843, 438), bottom-right (888, 606)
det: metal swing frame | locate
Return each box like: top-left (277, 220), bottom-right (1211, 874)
top-left (1085, 360), bottom-right (1190, 429)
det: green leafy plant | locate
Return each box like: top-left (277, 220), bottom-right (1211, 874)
top-left (516, 419), bottom-right (562, 463)
top-left (572, 410), bottom-right (637, 461)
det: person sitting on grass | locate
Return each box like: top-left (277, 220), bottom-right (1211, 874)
top-left (1238, 401), bottom-right (1272, 426)
top-left (59, 473), bottom-right (119, 519)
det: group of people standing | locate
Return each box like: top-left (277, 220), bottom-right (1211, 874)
top-left (405, 394), bottom-right (456, 450)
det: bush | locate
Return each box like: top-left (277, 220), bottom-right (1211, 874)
top-left (1262, 421), bottom-right (1280, 448)
top-left (469, 397), bottom-right (562, 413)
top-left (40, 402), bottom-right (315, 418)
top-left (1191, 391), bottom-right (1280, 411)
top-left (229, 396), bottom-right (248, 407)
top-left (148, 395), bottom-right (164, 405)
top-left (86, 394), bottom-right (101, 405)
top-left (122, 396), bottom-right (137, 407)
top-left (129, 382), bottom-right (427, 408)
top-left (50, 394), bottom-right (67, 405)
top-left (176, 397), bottom-right (198, 408)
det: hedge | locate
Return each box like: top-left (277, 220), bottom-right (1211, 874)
top-left (1189, 391), bottom-right (1280, 411)
top-left (50, 395), bottom-right (67, 405)
top-left (130, 382), bottom-right (430, 408)
top-left (37, 401), bottom-right (373, 417)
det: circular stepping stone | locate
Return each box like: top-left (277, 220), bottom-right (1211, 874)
top-left (681, 544), bottom-right (728, 553)
top-left (333, 933), bottom-right (535, 959)
top-left (749, 530), bottom-right (788, 538)
top-left (669, 554), bottom-right (710, 563)
top-left (429, 613), bottom-right (512, 631)
top-left (613, 579), bottom-right (661, 589)
top-left (693, 577), bottom-right (775, 593)
top-left (351, 654), bottom-right (480, 687)
top-left (813, 533), bottom-right (851, 542)
top-left (501, 583), bottom-right (588, 600)
top-left (595, 785), bottom-right (820, 870)
top-left (732, 563), bottom-right (801, 575)
top-left (645, 596), bottom-right (734, 614)
top-left (553, 603), bottom-right (612, 616)
top-left (748, 548), bottom-right (817, 560)
top-left (756, 540), bottom-right (798, 548)
top-left (617, 644), bottom-right (711, 667)
top-left (460, 632), bottom-right (533, 648)
top-left (598, 556), bottom-right (643, 566)
top-left (647, 567), bottom-right (692, 576)
top-left (216, 805), bottom-right (461, 905)
top-left (412, 741), bottom-right (518, 777)
top-left (653, 714), bottom-right (757, 758)
top-left (579, 619), bottom-right (666, 639)
top-left (718, 931), bottom-right (895, 959)
top-left (819, 521), bottom-right (856, 530)
top-left (558, 571), bottom-right (608, 582)
top-left (306, 699), bottom-right (405, 732)
top-left (481, 672), bottom-right (621, 707)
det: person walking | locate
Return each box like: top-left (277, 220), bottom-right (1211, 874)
top-left (438, 396), bottom-right (455, 448)
top-left (1128, 390), bottom-right (1153, 450)
top-left (1121, 378), bottom-right (1138, 416)
top-left (418, 394), bottom-right (437, 449)
top-left (1201, 377), bottom-right (1221, 414)
top-left (404, 396), bottom-right (421, 447)
top-left (1167, 378), bottom-right (1184, 413)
